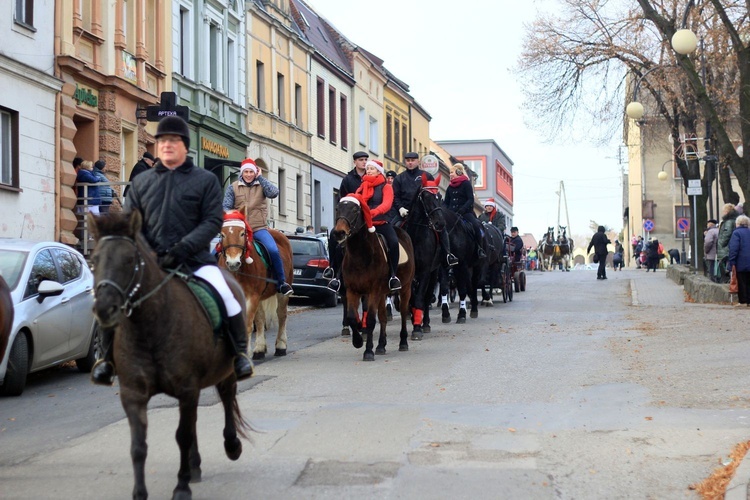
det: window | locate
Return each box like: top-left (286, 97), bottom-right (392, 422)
top-left (179, 7), bottom-right (192, 78)
top-left (328, 86), bottom-right (336, 144)
top-left (53, 249), bottom-right (83, 284)
top-left (294, 84), bottom-right (302, 126)
top-left (24, 250), bottom-right (57, 298)
top-left (227, 38), bottom-right (237, 101)
top-left (145, 0), bottom-right (156, 64)
top-left (402, 124), bottom-right (407, 159)
top-left (14, 0), bottom-right (34, 27)
top-left (0, 107), bottom-right (18, 188)
top-left (80, 0), bottom-right (92, 32)
top-left (316, 78), bottom-right (325, 138)
top-left (296, 175), bottom-right (304, 220)
top-left (278, 168), bottom-right (286, 215)
top-left (123, 0), bottom-right (135, 53)
top-left (209, 23), bottom-right (221, 90)
top-left (358, 107), bottom-right (366, 146)
top-left (368, 117), bottom-right (379, 154)
top-left (674, 205), bottom-right (689, 238)
top-left (340, 95), bottom-right (348, 150)
top-left (277, 73), bottom-right (286, 119)
top-left (394, 119), bottom-right (400, 161)
top-left (385, 113), bottom-right (392, 157)
top-left (256, 61), bottom-right (266, 110)
top-left (459, 157), bottom-right (485, 190)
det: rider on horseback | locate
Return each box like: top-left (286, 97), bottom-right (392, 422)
top-left (478, 198), bottom-right (506, 231)
top-left (444, 163), bottom-right (486, 259)
top-left (92, 116), bottom-right (253, 385)
top-left (357, 160), bottom-right (402, 292)
top-left (222, 158), bottom-right (293, 297)
top-left (391, 153), bottom-right (458, 267)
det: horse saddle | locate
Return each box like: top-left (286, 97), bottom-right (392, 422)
top-left (185, 277), bottom-right (226, 335)
top-left (252, 240), bottom-right (273, 272)
top-left (375, 234), bottom-right (409, 265)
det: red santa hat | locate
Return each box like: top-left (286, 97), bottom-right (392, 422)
top-left (484, 198), bottom-right (497, 209)
top-left (365, 159), bottom-right (385, 177)
top-left (240, 158), bottom-right (258, 176)
top-left (218, 211), bottom-right (254, 264)
top-left (341, 195), bottom-right (375, 233)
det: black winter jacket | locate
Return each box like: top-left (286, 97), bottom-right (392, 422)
top-left (444, 179), bottom-right (475, 215)
top-left (587, 230), bottom-right (610, 257)
top-left (125, 159), bottom-right (223, 269)
top-left (391, 168), bottom-right (435, 217)
top-left (339, 168), bottom-right (363, 198)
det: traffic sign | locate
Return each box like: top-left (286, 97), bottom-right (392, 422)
top-left (643, 219), bottom-right (654, 231)
top-left (677, 217), bottom-right (690, 232)
top-left (688, 179), bottom-right (701, 188)
top-left (687, 186), bottom-right (703, 196)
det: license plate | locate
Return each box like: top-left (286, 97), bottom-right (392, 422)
top-left (293, 268), bottom-right (302, 275)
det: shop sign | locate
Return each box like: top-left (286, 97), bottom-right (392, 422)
top-left (122, 50), bottom-right (137, 84)
top-left (201, 137), bottom-right (230, 159)
top-left (74, 84), bottom-right (98, 108)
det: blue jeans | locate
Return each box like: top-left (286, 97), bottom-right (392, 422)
top-left (254, 229), bottom-right (287, 284)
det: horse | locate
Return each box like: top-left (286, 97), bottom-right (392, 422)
top-left (332, 195), bottom-right (415, 361)
top-left (537, 227), bottom-right (556, 271)
top-left (557, 225), bottom-right (574, 272)
top-left (438, 210), bottom-right (482, 324)
top-left (0, 275), bottom-right (12, 363)
top-left (480, 223), bottom-right (507, 306)
top-left (88, 211), bottom-right (251, 500)
top-left (400, 174), bottom-right (445, 340)
top-left (217, 211), bottom-right (293, 360)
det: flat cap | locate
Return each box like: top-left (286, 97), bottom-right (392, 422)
top-left (404, 152), bottom-right (419, 159)
top-left (353, 151), bottom-right (369, 160)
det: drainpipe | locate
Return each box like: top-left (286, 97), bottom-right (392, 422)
top-left (53, 0), bottom-right (62, 242)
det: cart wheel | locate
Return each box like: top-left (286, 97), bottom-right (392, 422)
top-left (519, 271), bottom-right (527, 292)
top-left (513, 271), bottom-right (520, 293)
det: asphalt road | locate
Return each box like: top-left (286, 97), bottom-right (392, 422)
top-left (3, 270), bottom-right (750, 499)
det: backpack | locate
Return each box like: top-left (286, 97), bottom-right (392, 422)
top-left (94, 170), bottom-right (114, 203)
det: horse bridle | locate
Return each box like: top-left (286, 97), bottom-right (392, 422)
top-left (334, 202), bottom-right (365, 243)
top-left (95, 235), bottom-right (174, 317)
top-left (412, 188), bottom-right (443, 231)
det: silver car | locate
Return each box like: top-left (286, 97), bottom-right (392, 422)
top-left (0, 239), bottom-right (99, 396)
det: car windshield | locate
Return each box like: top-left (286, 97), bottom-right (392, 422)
top-left (290, 240), bottom-right (320, 256)
top-left (0, 249), bottom-right (29, 291)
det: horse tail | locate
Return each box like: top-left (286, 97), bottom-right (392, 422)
top-left (259, 294), bottom-right (278, 329)
top-left (231, 395), bottom-right (254, 440)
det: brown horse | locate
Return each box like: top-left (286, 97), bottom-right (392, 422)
top-left (332, 195), bottom-right (415, 361)
top-left (88, 211), bottom-right (250, 500)
top-left (0, 275), bottom-right (12, 363)
top-left (217, 211), bottom-right (293, 359)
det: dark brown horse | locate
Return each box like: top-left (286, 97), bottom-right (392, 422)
top-left (88, 211), bottom-right (250, 500)
top-left (217, 210), bottom-right (293, 359)
top-left (332, 196), bottom-right (415, 361)
top-left (0, 275), bottom-right (12, 363)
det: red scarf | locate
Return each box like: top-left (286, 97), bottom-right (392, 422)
top-left (356, 173), bottom-right (385, 202)
top-left (449, 174), bottom-right (469, 188)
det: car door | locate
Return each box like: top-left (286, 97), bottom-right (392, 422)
top-left (21, 249), bottom-right (72, 368)
top-left (53, 248), bottom-right (94, 358)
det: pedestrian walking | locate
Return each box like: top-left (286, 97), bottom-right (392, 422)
top-left (646, 238), bottom-right (664, 272)
top-left (704, 219), bottom-right (719, 281)
top-left (727, 215), bottom-right (750, 305)
top-left (717, 203), bottom-right (739, 282)
top-left (587, 226), bottom-right (610, 279)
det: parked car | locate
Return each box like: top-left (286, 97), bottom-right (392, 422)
top-left (0, 239), bottom-right (99, 396)
top-left (287, 235), bottom-right (337, 307)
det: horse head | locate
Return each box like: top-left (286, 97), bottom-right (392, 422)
top-left (89, 211), bottom-right (151, 328)
top-left (219, 211), bottom-right (254, 272)
top-left (546, 227), bottom-right (555, 244)
top-left (332, 195), bottom-right (370, 244)
top-left (408, 173), bottom-right (445, 231)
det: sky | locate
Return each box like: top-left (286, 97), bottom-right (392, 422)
top-left (308, 0), bottom-right (625, 238)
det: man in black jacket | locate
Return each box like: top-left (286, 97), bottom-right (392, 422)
top-left (91, 116), bottom-right (253, 385)
top-left (123, 151), bottom-right (155, 199)
top-left (587, 225), bottom-right (611, 280)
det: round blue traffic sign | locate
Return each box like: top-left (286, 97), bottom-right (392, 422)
top-left (643, 219), bottom-right (654, 231)
top-left (677, 217), bottom-right (690, 232)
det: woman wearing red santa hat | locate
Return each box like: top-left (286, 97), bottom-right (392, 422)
top-left (355, 159), bottom-right (402, 291)
top-left (478, 198), bottom-right (506, 231)
top-left (223, 158), bottom-right (293, 296)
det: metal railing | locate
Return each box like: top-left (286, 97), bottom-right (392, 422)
top-left (75, 181), bottom-right (129, 255)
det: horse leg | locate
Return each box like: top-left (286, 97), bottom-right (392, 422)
top-left (439, 267), bottom-right (451, 323)
top-left (399, 286), bottom-right (410, 351)
top-left (411, 276), bottom-right (425, 341)
top-left (173, 392), bottom-right (200, 500)
top-left (375, 296), bottom-right (387, 355)
top-left (345, 290), bottom-right (363, 349)
top-left (456, 270), bottom-right (468, 324)
top-left (247, 297), bottom-right (267, 360)
top-left (122, 395), bottom-right (149, 500)
top-left (217, 377), bottom-right (243, 461)
top-left (274, 295), bottom-right (288, 356)
top-left (469, 269), bottom-right (480, 319)
top-left (363, 298), bottom-right (377, 362)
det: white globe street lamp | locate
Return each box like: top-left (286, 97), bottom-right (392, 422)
top-left (626, 101), bottom-right (644, 120)
top-left (672, 29), bottom-right (698, 55)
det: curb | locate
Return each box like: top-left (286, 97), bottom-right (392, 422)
top-left (725, 453), bottom-right (750, 500)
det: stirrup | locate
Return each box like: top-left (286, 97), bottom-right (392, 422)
top-left (327, 278), bottom-right (340, 292)
top-left (322, 267), bottom-right (335, 279)
top-left (447, 254), bottom-right (459, 267)
top-left (278, 282), bottom-right (293, 296)
top-left (389, 276), bottom-right (402, 292)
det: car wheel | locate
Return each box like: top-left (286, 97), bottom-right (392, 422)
top-left (323, 291), bottom-right (338, 308)
top-left (75, 322), bottom-right (100, 372)
top-left (0, 333), bottom-right (29, 397)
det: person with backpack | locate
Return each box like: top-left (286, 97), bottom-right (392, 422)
top-left (93, 160), bottom-right (115, 213)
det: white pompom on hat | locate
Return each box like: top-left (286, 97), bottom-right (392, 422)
top-left (484, 198), bottom-right (496, 209)
top-left (240, 158), bottom-right (258, 176)
top-left (365, 159), bottom-right (385, 176)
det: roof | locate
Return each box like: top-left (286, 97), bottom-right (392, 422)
top-left (521, 234), bottom-right (538, 249)
top-left (290, 0), bottom-right (353, 76)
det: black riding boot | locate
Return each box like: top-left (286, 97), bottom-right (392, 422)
top-left (388, 239), bottom-right (401, 291)
top-left (440, 231), bottom-right (458, 266)
top-left (226, 313), bottom-right (254, 381)
top-left (91, 326), bottom-right (116, 386)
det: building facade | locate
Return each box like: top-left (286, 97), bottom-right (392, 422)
top-left (1, 0), bottom-right (62, 240)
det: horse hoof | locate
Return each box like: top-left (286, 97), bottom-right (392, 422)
top-left (341, 327), bottom-right (351, 336)
top-left (411, 333), bottom-right (422, 341)
top-left (225, 438), bottom-right (242, 461)
top-left (352, 333), bottom-right (363, 349)
top-left (470, 310), bottom-right (478, 319)
top-left (252, 352), bottom-right (265, 360)
top-left (363, 351), bottom-right (375, 361)
top-left (375, 346), bottom-right (386, 355)
top-left (422, 325), bottom-right (431, 333)
top-left (190, 467), bottom-right (202, 483)
top-left (172, 489), bottom-right (192, 500)
top-left (399, 343), bottom-right (409, 351)
top-left (456, 317), bottom-right (466, 324)
top-left (274, 349), bottom-right (287, 357)
top-left (442, 316), bottom-right (451, 324)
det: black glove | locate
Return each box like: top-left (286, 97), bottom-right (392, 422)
top-left (159, 243), bottom-right (190, 269)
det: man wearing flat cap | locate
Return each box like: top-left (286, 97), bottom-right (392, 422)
top-left (704, 218), bottom-right (719, 280)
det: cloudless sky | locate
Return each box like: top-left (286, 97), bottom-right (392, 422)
top-left (307, 0), bottom-right (625, 239)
